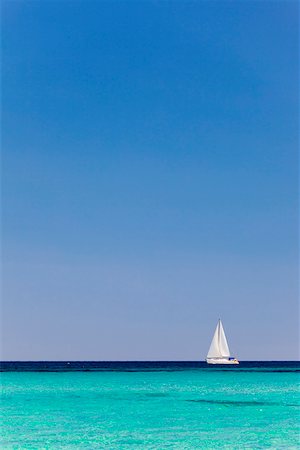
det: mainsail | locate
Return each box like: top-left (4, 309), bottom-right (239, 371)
top-left (207, 319), bottom-right (230, 359)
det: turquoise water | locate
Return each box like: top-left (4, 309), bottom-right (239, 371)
top-left (1, 364), bottom-right (299, 449)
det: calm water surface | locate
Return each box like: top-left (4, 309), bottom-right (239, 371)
top-left (1, 362), bottom-right (299, 449)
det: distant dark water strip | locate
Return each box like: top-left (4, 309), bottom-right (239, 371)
top-left (1, 361), bottom-right (299, 372)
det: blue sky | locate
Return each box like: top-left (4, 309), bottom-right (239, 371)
top-left (2, 1), bottom-right (298, 360)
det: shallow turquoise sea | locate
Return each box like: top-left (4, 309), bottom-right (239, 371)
top-left (1, 362), bottom-right (299, 449)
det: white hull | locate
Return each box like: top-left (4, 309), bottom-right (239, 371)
top-left (206, 358), bottom-right (239, 365)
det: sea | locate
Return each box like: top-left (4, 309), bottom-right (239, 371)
top-left (0, 361), bottom-right (299, 449)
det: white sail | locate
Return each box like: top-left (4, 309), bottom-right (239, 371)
top-left (207, 319), bottom-right (230, 359)
top-left (207, 322), bottom-right (222, 358)
top-left (218, 320), bottom-right (230, 357)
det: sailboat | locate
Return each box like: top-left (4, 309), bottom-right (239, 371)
top-left (206, 319), bottom-right (239, 364)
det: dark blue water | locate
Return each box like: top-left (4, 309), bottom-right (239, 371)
top-left (1, 360), bottom-right (299, 372)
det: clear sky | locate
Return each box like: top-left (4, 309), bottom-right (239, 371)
top-left (2, 1), bottom-right (299, 360)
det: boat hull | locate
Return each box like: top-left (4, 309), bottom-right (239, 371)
top-left (206, 358), bottom-right (239, 365)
